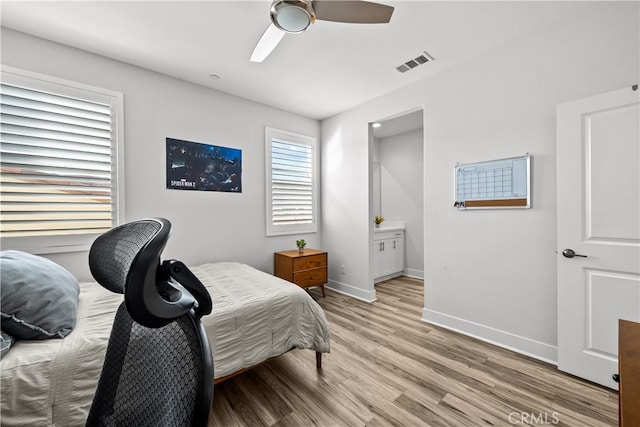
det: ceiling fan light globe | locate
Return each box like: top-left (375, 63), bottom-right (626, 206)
top-left (270, 0), bottom-right (315, 33)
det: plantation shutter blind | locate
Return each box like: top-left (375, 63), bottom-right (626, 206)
top-left (0, 83), bottom-right (114, 237)
top-left (271, 138), bottom-right (313, 226)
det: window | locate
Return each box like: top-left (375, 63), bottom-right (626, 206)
top-left (0, 66), bottom-right (124, 253)
top-left (265, 127), bottom-right (317, 236)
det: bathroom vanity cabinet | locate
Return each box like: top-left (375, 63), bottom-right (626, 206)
top-left (373, 229), bottom-right (405, 281)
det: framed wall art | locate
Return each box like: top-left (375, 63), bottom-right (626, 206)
top-left (166, 137), bottom-right (242, 193)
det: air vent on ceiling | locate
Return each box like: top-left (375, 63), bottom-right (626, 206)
top-left (396, 51), bottom-right (434, 73)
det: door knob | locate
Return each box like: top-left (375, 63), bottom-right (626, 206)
top-left (562, 249), bottom-right (587, 258)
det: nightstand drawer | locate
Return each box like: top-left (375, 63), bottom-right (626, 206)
top-left (293, 268), bottom-right (327, 287)
top-left (293, 253), bottom-right (327, 271)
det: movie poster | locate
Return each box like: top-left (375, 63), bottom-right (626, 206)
top-left (166, 138), bottom-right (242, 192)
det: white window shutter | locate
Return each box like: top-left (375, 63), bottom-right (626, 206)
top-left (271, 139), bottom-right (313, 226)
top-left (0, 83), bottom-right (114, 237)
top-left (265, 127), bottom-right (317, 236)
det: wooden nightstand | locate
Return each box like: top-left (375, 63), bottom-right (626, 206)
top-left (274, 249), bottom-right (327, 297)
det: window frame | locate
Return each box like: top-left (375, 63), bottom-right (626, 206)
top-left (0, 65), bottom-right (125, 254)
top-left (265, 127), bottom-right (318, 236)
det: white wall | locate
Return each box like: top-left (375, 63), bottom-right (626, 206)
top-left (321, 3), bottom-right (639, 361)
top-left (1, 28), bottom-right (321, 281)
top-left (378, 129), bottom-right (424, 278)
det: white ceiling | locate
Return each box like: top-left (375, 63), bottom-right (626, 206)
top-left (1, 1), bottom-right (605, 120)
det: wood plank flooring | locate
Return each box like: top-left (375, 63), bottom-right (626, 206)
top-left (210, 276), bottom-right (618, 426)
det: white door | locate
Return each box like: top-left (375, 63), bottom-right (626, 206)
top-left (557, 86), bottom-right (640, 389)
top-left (392, 233), bottom-right (405, 274)
top-left (380, 238), bottom-right (395, 276)
top-left (372, 240), bottom-right (384, 278)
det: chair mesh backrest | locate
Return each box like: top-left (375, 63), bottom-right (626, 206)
top-left (86, 305), bottom-right (206, 427)
top-left (86, 218), bottom-right (213, 427)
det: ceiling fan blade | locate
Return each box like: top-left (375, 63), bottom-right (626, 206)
top-left (250, 24), bottom-right (285, 63)
top-left (313, 0), bottom-right (394, 24)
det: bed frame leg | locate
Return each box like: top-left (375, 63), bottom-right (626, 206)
top-left (316, 351), bottom-right (322, 369)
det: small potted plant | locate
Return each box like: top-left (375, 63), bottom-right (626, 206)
top-left (296, 239), bottom-right (306, 253)
top-left (374, 215), bottom-right (385, 228)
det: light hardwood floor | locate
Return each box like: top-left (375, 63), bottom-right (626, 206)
top-left (210, 276), bottom-right (618, 426)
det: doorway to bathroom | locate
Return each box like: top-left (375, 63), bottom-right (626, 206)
top-left (371, 108), bottom-right (424, 282)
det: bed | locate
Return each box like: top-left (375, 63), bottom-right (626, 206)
top-left (0, 261), bottom-right (330, 427)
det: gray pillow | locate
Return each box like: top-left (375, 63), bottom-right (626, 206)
top-left (0, 250), bottom-right (80, 339)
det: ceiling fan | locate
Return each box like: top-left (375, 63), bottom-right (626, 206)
top-left (250, 0), bottom-right (394, 62)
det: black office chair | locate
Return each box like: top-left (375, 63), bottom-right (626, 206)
top-left (86, 218), bottom-right (213, 427)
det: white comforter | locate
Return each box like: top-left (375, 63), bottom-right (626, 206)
top-left (0, 262), bottom-right (330, 426)
top-left (195, 262), bottom-right (330, 378)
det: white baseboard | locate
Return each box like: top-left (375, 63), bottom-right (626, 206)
top-left (327, 279), bottom-right (377, 302)
top-left (373, 269), bottom-right (423, 283)
top-left (422, 308), bottom-right (558, 365)
top-left (374, 272), bottom-right (402, 283)
top-left (403, 268), bottom-right (424, 279)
